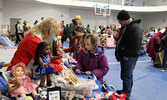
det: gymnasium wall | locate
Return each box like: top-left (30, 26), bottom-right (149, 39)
top-left (69, 8), bottom-right (143, 30)
top-left (3, 0), bottom-right (71, 26)
top-left (0, 0), bottom-right (3, 32)
top-left (2, 0), bottom-right (143, 31)
top-left (142, 12), bottom-right (167, 30)
top-left (2, 0), bottom-right (166, 31)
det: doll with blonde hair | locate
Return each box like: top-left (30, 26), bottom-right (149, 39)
top-left (7, 17), bottom-right (61, 76)
top-left (8, 62), bottom-right (39, 99)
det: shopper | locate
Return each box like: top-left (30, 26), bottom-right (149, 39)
top-left (115, 10), bottom-right (142, 100)
top-left (60, 20), bottom-right (65, 44)
top-left (86, 24), bottom-right (91, 33)
top-left (161, 27), bottom-right (167, 71)
top-left (7, 17), bottom-right (61, 72)
top-left (64, 26), bottom-right (85, 60)
top-left (68, 15), bottom-right (84, 47)
top-left (75, 34), bottom-right (109, 81)
top-left (33, 20), bottom-right (38, 27)
top-left (17, 20), bottom-right (24, 38)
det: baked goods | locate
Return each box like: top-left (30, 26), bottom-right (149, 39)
top-left (64, 72), bottom-right (79, 85)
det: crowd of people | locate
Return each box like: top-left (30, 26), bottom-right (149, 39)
top-left (146, 26), bottom-right (167, 71)
top-left (0, 10), bottom-right (166, 100)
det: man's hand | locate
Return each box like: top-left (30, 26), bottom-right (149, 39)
top-left (123, 56), bottom-right (129, 61)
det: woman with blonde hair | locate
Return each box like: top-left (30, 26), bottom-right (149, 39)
top-left (7, 17), bottom-right (61, 71)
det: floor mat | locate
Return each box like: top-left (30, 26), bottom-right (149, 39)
top-left (104, 49), bottom-right (167, 100)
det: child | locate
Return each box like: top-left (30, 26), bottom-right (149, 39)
top-left (8, 62), bottom-right (39, 99)
top-left (63, 26), bottom-right (85, 60)
top-left (33, 42), bottom-right (63, 87)
top-left (75, 34), bottom-right (109, 81)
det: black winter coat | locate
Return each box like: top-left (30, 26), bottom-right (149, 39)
top-left (161, 30), bottom-right (167, 50)
top-left (115, 19), bottom-right (142, 61)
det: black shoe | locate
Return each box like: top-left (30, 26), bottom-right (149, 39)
top-left (116, 90), bottom-right (123, 94)
top-left (126, 97), bottom-right (130, 100)
top-left (47, 81), bottom-right (52, 86)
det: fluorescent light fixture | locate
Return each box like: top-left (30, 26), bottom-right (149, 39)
top-left (35, 0), bottom-right (75, 4)
top-left (35, 0), bottom-right (95, 7)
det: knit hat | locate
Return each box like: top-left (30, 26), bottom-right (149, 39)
top-left (75, 15), bottom-right (81, 20)
top-left (26, 23), bottom-right (33, 28)
top-left (117, 10), bottom-right (130, 20)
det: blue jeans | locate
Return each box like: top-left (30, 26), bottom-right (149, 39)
top-left (120, 57), bottom-right (138, 97)
top-left (162, 49), bottom-right (167, 68)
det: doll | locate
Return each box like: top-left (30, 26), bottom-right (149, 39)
top-left (8, 62), bottom-right (39, 99)
top-left (50, 39), bottom-right (64, 65)
top-left (56, 35), bottom-right (62, 46)
top-left (34, 42), bottom-right (63, 87)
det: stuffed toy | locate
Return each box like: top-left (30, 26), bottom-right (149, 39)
top-left (107, 92), bottom-right (127, 100)
top-left (9, 76), bottom-right (21, 92)
top-left (38, 87), bottom-right (47, 100)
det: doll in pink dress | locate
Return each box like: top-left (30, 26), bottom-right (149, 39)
top-left (8, 62), bottom-right (39, 99)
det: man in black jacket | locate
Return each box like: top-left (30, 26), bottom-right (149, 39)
top-left (115, 10), bottom-right (142, 100)
top-left (161, 27), bottom-right (167, 71)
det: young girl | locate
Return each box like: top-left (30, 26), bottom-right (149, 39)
top-left (75, 34), bottom-right (109, 81)
top-left (63, 26), bottom-right (85, 60)
top-left (34, 42), bottom-right (63, 87)
top-left (8, 62), bottom-right (39, 99)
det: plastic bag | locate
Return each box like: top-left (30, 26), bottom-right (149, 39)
top-left (53, 75), bottom-right (95, 97)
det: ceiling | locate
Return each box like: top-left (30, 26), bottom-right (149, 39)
top-left (6, 0), bottom-right (36, 3)
top-left (5, 0), bottom-right (167, 12)
top-left (5, 0), bottom-right (167, 6)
